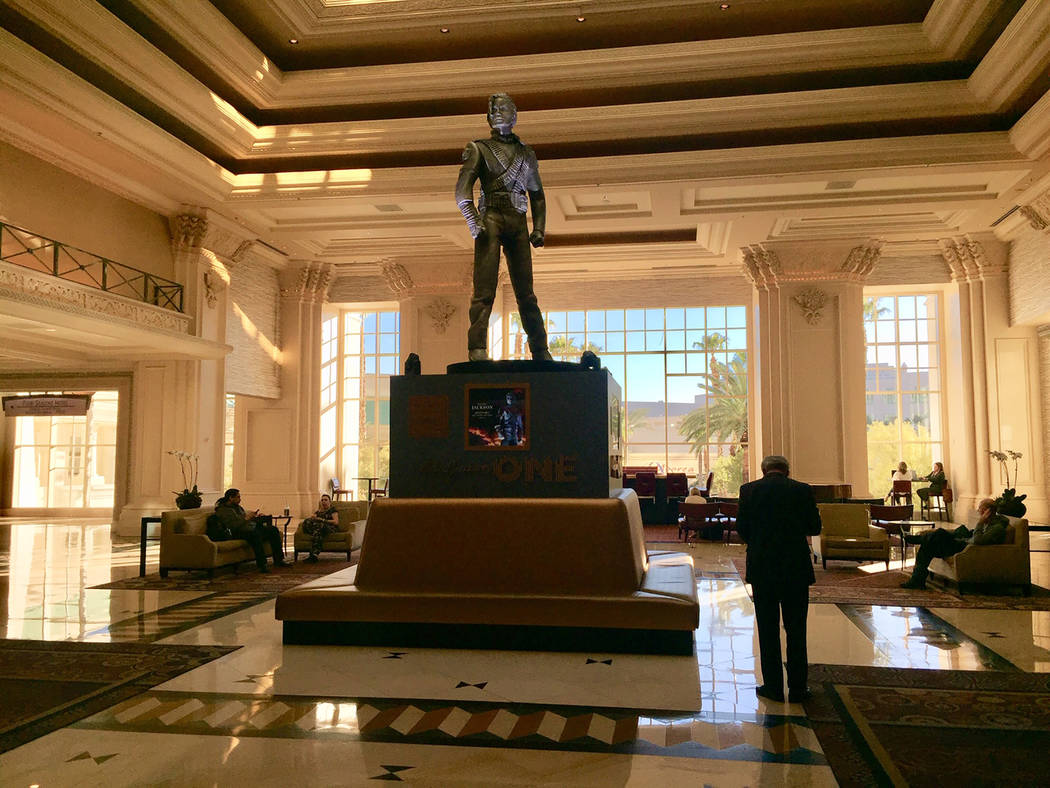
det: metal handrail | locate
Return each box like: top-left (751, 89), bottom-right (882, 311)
top-left (0, 221), bottom-right (184, 312)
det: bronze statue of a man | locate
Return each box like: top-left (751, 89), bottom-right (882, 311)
top-left (456, 93), bottom-right (551, 362)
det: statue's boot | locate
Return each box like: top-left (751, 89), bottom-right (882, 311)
top-left (532, 346), bottom-right (553, 362)
top-left (468, 348), bottom-right (490, 362)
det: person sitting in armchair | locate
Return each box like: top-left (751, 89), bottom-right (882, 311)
top-left (300, 493), bottom-right (340, 563)
top-left (899, 497), bottom-right (1008, 590)
top-left (210, 488), bottom-right (286, 573)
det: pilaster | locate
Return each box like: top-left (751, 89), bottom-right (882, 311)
top-left (941, 235), bottom-right (1046, 521)
top-left (233, 259), bottom-right (332, 516)
top-left (744, 240), bottom-right (877, 494)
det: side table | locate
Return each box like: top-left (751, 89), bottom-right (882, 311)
top-left (274, 514), bottom-right (292, 550)
top-left (898, 520), bottom-right (936, 567)
top-left (140, 515), bottom-right (162, 577)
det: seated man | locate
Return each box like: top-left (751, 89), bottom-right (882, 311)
top-left (899, 497), bottom-right (1007, 589)
top-left (211, 487), bottom-right (286, 573)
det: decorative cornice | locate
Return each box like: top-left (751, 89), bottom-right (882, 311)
top-left (939, 236), bottom-right (1005, 282)
top-left (423, 297), bottom-right (458, 334)
top-left (0, 260), bottom-right (190, 333)
top-left (792, 287), bottom-right (828, 325)
top-left (1037, 324), bottom-right (1050, 339)
top-left (279, 260), bottom-right (333, 303)
top-left (381, 261), bottom-right (414, 295)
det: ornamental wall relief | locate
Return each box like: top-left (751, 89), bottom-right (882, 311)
top-left (424, 297), bottom-right (457, 334)
top-left (792, 287), bottom-right (828, 325)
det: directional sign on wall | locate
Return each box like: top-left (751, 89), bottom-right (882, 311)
top-left (2, 394), bottom-right (92, 417)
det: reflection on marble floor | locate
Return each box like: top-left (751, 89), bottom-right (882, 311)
top-left (4, 517), bottom-right (1050, 784)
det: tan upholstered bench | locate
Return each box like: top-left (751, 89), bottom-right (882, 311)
top-left (275, 488), bottom-right (699, 654)
top-left (158, 506), bottom-right (272, 577)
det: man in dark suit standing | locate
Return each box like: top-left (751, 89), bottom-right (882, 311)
top-left (736, 455), bottom-right (822, 703)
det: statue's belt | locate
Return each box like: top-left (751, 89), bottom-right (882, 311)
top-left (481, 191), bottom-right (526, 213)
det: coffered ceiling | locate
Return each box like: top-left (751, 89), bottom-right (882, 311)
top-left (1, 0), bottom-right (1049, 285)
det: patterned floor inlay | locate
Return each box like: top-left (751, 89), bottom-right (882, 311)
top-left (86, 592), bottom-right (271, 643)
top-left (73, 690), bottom-right (826, 764)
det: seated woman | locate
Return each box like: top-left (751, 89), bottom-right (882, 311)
top-left (301, 494), bottom-right (340, 563)
top-left (684, 486), bottom-right (707, 504)
top-left (886, 460), bottom-right (913, 502)
top-left (915, 461), bottom-right (947, 507)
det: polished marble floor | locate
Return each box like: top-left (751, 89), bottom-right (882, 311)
top-left (2, 516), bottom-right (1050, 785)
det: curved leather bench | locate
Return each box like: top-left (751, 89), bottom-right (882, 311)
top-left (275, 488), bottom-right (699, 654)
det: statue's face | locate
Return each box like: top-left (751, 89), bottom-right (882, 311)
top-left (487, 95), bottom-right (517, 132)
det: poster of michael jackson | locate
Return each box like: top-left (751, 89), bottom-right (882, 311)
top-left (465, 384), bottom-right (529, 450)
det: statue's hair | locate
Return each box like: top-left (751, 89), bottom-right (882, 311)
top-left (488, 93), bottom-right (517, 115)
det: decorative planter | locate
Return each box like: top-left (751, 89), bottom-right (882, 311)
top-left (175, 492), bottom-right (203, 510)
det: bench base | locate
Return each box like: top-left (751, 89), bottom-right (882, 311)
top-left (282, 620), bottom-right (695, 655)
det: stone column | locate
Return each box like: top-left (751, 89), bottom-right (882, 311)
top-left (744, 240), bottom-right (877, 494)
top-left (235, 259), bottom-right (332, 516)
top-left (386, 259), bottom-right (473, 373)
top-left (116, 209), bottom-right (245, 533)
top-left (943, 235), bottom-right (1047, 520)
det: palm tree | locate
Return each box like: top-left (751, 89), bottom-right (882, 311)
top-left (677, 353), bottom-right (748, 491)
top-left (863, 297), bottom-right (891, 323)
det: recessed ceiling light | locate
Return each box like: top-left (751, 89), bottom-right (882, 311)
top-left (288, 38), bottom-right (298, 44)
top-left (440, 27), bottom-right (450, 33)
top-left (576, 15), bottom-right (585, 22)
top-left (720, 3), bottom-right (730, 8)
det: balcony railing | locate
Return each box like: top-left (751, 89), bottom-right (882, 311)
top-left (0, 221), bottom-right (183, 312)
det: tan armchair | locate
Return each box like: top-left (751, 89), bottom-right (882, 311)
top-left (293, 500), bottom-right (368, 561)
top-left (159, 505), bottom-right (269, 577)
top-left (813, 503), bottom-right (890, 570)
top-left (929, 513), bottom-right (1030, 594)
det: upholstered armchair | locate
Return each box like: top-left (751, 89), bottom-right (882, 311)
top-left (293, 500), bottom-right (369, 561)
top-left (813, 503), bottom-right (890, 570)
top-left (928, 513), bottom-right (1030, 594)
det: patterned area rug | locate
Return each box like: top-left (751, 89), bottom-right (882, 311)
top-left (804, 664), bottom-right (1050, 786)
top-left (93, 555), bottom-right (357, 593)
top-left (730, 558), bottom-right (1050, 610)
top-left (0, 639), bottom-right (235, 753)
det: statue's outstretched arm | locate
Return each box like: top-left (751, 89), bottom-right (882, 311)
top-left (455, 142), bottom-right (483, 238)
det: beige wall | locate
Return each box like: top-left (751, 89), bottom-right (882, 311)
top-left (225, 261), bottom-right (281, 399)
top-left (0, 140), bottom-right (173, 277)
top-left (534, 274), bottom-right (752, 311)
top-left (1009, 226), bottom-right (1050, 326)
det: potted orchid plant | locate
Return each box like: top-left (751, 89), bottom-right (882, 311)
top-left (168, 449), bottom-right (202, 509)
top-left (987, 449), bottom-right (1027, 517)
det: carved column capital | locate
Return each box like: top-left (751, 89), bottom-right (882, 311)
top-left (170, 207), bottom-right (257, 262)
top-left (741, 245), bottom-right (782, 289)
top-left (940, 236), bottom-right (1005, 282)
top-left (1019, 205), bottom-right (1048, 231)
top-left (840, 244), bottom-right (881, 279)
top-left (279, 260), bottom-right (333, 303)
top-left (381, 260), bottom-right (414, 295)
top-left (1020, 188), bottom-right (1050, 232)
top-left (743, 241), bottom-right (880, 287)
top-left (172, 213), bottom-right (208, 250)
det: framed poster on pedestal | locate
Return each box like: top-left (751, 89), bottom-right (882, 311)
top-left (465, 384), bottom-right (529, 450)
